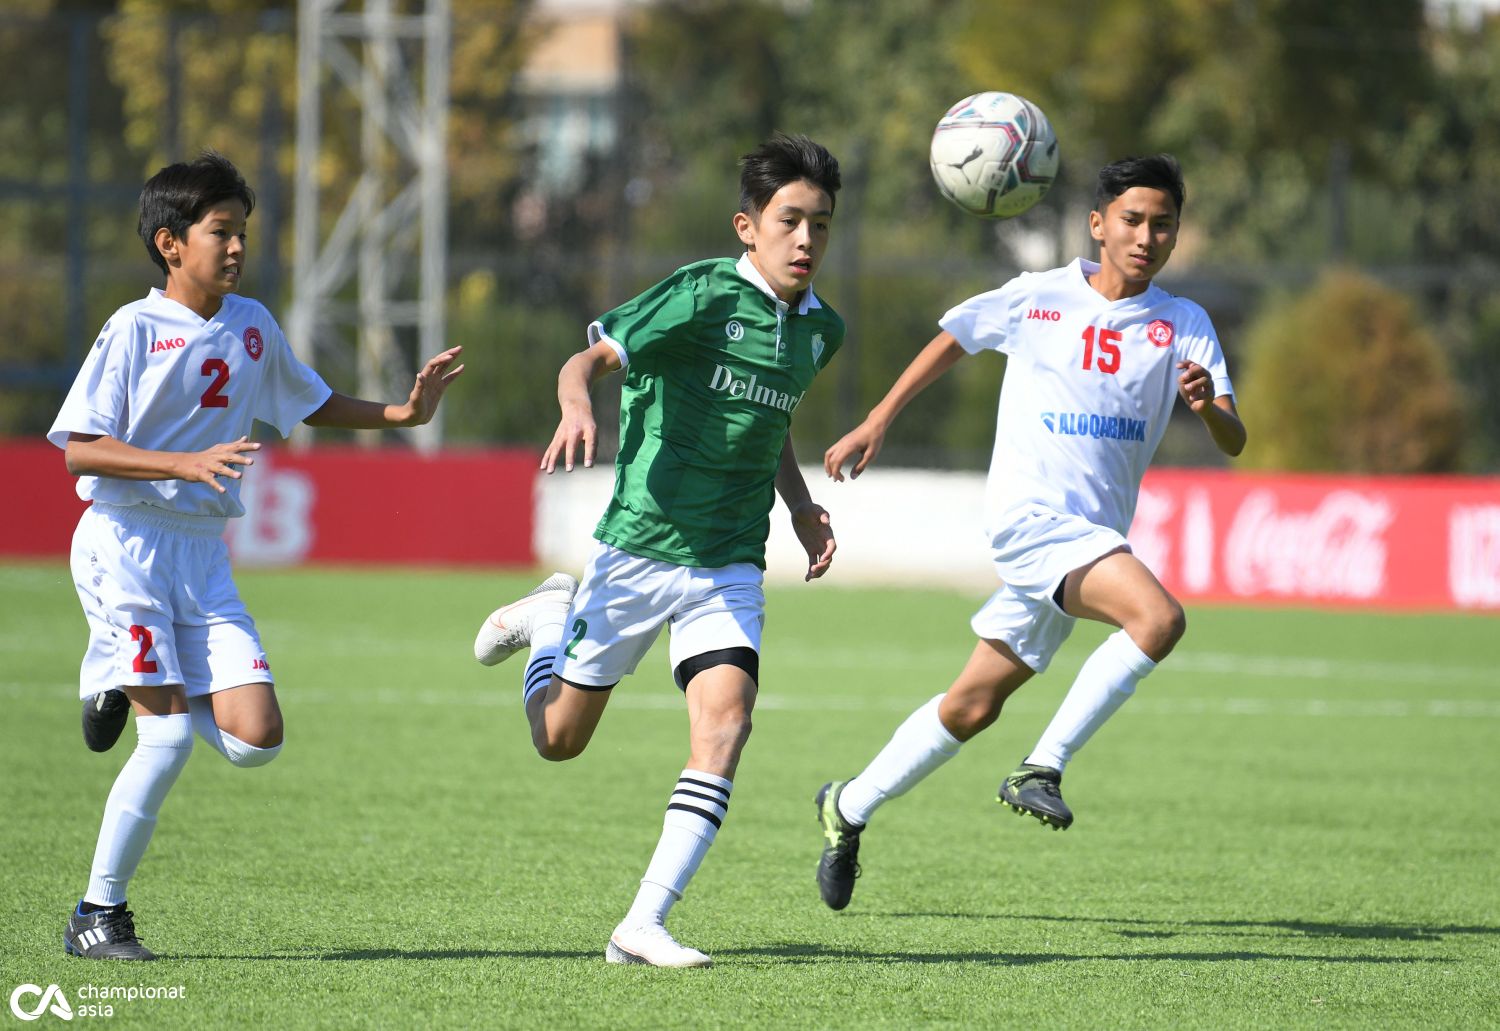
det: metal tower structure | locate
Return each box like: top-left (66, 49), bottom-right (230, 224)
top-left (288, 0), bottom-right (450, 449)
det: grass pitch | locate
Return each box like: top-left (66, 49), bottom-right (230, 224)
top-left (1, 562), bottom-right (1497, 1029)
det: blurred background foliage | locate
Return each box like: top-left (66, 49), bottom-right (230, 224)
top-left (2, 0), bottom-right (1497, 472)
top-left (1237, 269), bottom-right (1466, 473)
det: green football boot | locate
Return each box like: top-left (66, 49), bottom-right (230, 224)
top-left (997, 762), bottom-right (1073, 830)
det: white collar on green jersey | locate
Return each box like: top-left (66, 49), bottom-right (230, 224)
top-left (735, 252), bottom-right (823, 315)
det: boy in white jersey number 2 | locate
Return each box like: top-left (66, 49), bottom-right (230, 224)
top-left (812, 155), bottom-right (1247, 911)
top-left (473, 134), bottom-right (844, 967)
top-left (49, 153), bottom-right (464, 959)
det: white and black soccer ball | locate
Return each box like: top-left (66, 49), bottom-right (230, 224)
top-left (929, 91), bottom-right (1059, 219)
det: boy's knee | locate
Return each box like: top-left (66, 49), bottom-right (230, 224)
top-left (940, 694), bottom-right (1001, 741)
top-left (1152, 601), bottom-right (1187, 654)
top-left (215, 706), bottom-right (283, 748)
top-left (244, 721), bottom-right (284, 750)
top-left (1131, 605), bottom-right (1186, 663)
top-left (532, 726), bottom-right (587, 762)
top-left (697, 710), bottom-right (752, 753)
top-left (716, 711), bottom-right (753, 744)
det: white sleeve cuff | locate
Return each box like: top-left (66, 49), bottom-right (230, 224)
top-left (587, 321), bottom-right (629, 368)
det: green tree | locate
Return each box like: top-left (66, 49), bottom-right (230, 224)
top-left (959, 0), bottom-right (1434, 264)
top-left (1237, 269), bottom-right (1465, 473)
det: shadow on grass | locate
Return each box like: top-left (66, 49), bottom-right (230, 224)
top-left (173, 944), bottom-right (1453, 966)
top-left (171, 948), bottom-right (600, 961)
top-left (867, 912), bottom-right (1496, 943)
top-left (712, 943), bottom-right (1452, 966)
top-left (164, 914), bottom-right (1494, 964)
top-left (164, 944), bottom-right (1446, 966)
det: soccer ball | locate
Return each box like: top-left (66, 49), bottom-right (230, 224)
top-left (929, 91), bottom-right (1059, 219)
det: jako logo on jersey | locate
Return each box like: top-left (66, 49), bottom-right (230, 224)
top-left (150, 337), bottom-right (186, 354)
top-left (1147, 319), bottom-right (1175, 347)
top-left (1040, 411), bottom-right (1147, 442)
top-left (252, 658), bottom-right (270, 672)
top-left (811, 333), bottom-right (825, 365)
top-left (709, 365), bottom-right (804, 413)
top-left (725, 320), bottom-right (745, 342)
top-left (244, 326), bottom-right (264, 361)
top-left (1026, 308), bottom-right (1061, 322)
top-left (9, 983), bottom-right (73, 1022)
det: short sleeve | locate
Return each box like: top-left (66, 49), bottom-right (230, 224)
top-left (813, 321), bottom-right (845, 372)
top-left (47, 318), bottom-right (134, 449)
top-left (590, 269), bottom-right (699, 368)
top-left (1175, 305), bottom-right (1235, 400)
top-left (939, 275), bottom-right (1029, 357)
top-left (255, 316), bottom-right (333, 437)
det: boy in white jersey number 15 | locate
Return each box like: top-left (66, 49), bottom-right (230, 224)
top-left (472, 133), bottom-right (843, 968)
top-left (812, 155), bottom-right (1247, 910)
top-left (48, 153), bottom-right (464, 959)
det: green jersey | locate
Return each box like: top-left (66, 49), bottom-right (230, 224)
top-left (590, 254), bottom-right (844, 569)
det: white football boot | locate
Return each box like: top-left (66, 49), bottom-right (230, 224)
top-left (605, 922), bottom-right (712, 968)
top-left (473, 572), bottom-right (578, 666)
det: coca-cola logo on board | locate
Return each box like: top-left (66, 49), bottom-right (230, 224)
top-left (1225, 490), bottom-right (1393, 599)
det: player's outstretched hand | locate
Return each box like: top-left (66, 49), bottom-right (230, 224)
top-left (1176, 360), bottom-right (1214, 413)
top-left (790, 501), bottom-right (836, 581)
top-left (180, 437), bottom-right (260, 493)
top-left (398, 346), bottom-right (465, 426)
top-left (824, 419), bottom-right (886, 482)
top-left (542, 401), bottom-right (596, 473)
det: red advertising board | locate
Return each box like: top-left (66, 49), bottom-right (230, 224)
top-left (1131, 469), bottom-right (1500, 611)
top-left (7, 442), bottom-right (1500, 609)
top-left (1, 441), bottom-right (537, 567)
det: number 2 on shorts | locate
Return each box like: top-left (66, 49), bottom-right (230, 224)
top-left (130, 624), bottom-right (159, 674)
top-left (563, 618), bottom-right (587, 660)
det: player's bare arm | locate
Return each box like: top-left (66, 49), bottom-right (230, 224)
top-left (64, 432), bottom-right (260, 494)
top-left (825, 330), bottom-right (967, 481)
top-left (304, 346), bottom-right (464, 430)
top-left (1176, 360), bottom-right (1246, 457)
top-left (776, 432), bottom-right (836, 581)
top-left (542, 340), bottom-right (623, 473)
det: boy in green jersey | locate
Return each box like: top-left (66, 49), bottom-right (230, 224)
top-left (474, 133), bottom-right (843, 967)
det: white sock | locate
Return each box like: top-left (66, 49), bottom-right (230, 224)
top-left (188, 697), bottom-right (282, 767)
top-left (84, 713), bottom-right (194, 906)
top-left (1027, 629), bottom-right (1156, 771)
top-left (624, 769), bottom-right (731, 928)
top-left (837, 694), bottom-right (961, 827)
top-left (522, 612), bottom-right (566, 706)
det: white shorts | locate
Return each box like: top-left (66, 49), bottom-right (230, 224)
top-left (70, 502), bottom-right (271, 700)
top-left (987, 504), bottom-right (1130, 601)
top-left (970, 580), bottom-right (1076, 674)
top-left (552, 541), bottom-right (765, 690)
top-left (972, 505), bottom-right (1130, 673)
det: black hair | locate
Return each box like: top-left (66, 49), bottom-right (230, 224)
top-left (138, 151), bottom-right (255, 275)
top-left (739, 132), bottom-right (841, 216)
top-left (1094, 154), bottom-right (1184, 218)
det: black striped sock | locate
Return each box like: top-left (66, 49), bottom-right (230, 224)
top-left (524, 649), bottom-right (557, 706)
top-left (665, 770), bottom-right (731, 831)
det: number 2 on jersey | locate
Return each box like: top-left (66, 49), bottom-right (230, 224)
top-left (200, 358), bottom-right (231, 408)
top-left (1081, 326), bottom-right (1122, 375)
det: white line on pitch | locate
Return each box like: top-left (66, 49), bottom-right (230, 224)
top-left (3, 681), bottom-right (1498, 719)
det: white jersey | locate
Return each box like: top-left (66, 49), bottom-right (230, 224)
top-left (48, 288), bottom-right (331, 520)
top-left (941, 258), bottom-right (1234, 541)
